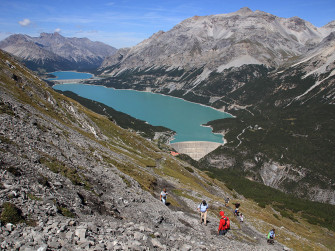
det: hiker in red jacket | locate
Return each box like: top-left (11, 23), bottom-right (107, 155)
top-left (218, 211), bottom-right (230, 235)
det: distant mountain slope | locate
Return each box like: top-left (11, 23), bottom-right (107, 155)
top-left (283, 31), bottom-right (335, 105)
top-left (200, 31), bottom-right (335, 204)
top-left (0, 32), bottom-right (117, 72)
top-left (100, 7), bottom-right (334, 73)
top-left (93, 8), bottom-right (335, 205)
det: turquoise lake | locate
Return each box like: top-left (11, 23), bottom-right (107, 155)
top-left (51, 72), bottom-right (232, 143)
top-left (48, 71), bottom-right (93, 80)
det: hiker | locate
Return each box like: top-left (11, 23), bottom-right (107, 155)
top-left (240, 213), bottom-right (244, 223)
top-left (234, 208), bottom-right (239, 216)
top-left (225, 197), bottom-right (230, 207)
top-left (197, 200), bottom-right (209, 225)
top-left (218, 211), bottom-right (230, 235)
top-left (160, 188), bottom-right (168, 205)
top-left (267, 229), bottom-right (275, 244)
top-left (234, 202), bottom-right (240, 216)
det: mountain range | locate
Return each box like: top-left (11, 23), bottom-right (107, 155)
top-left (0, 32), bottom-right (117, 72)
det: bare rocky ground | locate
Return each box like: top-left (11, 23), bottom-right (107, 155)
top-left (0, 50), bottom-right (289, 250)
top-left (0, 163), bottom-right (286, 251)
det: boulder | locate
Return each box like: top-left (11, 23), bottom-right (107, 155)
top-left (151, 238), bottom-right (166, 249)
top-left (75, 227), bottom-right (87, 241)
top-left (181, 244), bottom-right (193, 251)
top-left (6, 223), bottom-right (14, 232)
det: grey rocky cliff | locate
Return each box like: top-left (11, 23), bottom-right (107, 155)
top-left (260, 162), bottom-right (335, 204)
top-left (201, 148), bottom-right (335, 205)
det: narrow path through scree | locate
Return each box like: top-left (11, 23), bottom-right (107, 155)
top-left (183, 204), bottom-right (285, 250)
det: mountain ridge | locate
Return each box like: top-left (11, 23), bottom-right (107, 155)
top-left (0, 32), bottom-right (117, 72)
top-left (100, 7), bottom-right (334, 73)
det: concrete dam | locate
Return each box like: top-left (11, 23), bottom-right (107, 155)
top-left (170, 141), bottom-right (222, 161)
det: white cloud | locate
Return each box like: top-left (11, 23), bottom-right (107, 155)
top-left (54, 28), bottom-right (61, 33)
top-left (18, 18), bottom-right (31, 26)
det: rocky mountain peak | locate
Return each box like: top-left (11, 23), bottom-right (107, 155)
top-left (40, 32), bottom-right (61, 37)
top-left (38, 32), bottom-right (67, 46)
top-left (151, 30), bottom-right (165, 38)
top-left (235, 7), bottom-right (253, 16)
top-left (1, 34), bottom-right (30, 44)
top-left (323, 20), bottom-right (335, 29)
top-left (285, 16), bottom-right (313, 32)
top-left (321, 31), bottom-right (335, 43)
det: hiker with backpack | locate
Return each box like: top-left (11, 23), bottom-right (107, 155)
top-left (160, 188), bottom-right (168, 205)
top-left (234, 202), bottom-right (240, 216)
top-left (197, 200), bottom-right (209, 225)
top-left (218, 211), bottom-right (230, 235)
top-left (267, 229), bottom-right (275, 244)
top-left (234, 208), bottom-right (239, 216)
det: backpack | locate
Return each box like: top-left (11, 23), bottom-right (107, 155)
top-left (224, 217), bottom-right (230, 230)
top-left (219, 218), bottom-right (226, 230)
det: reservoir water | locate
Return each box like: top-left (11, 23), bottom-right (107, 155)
top-left (48, 71), bottom-right (93, 80)
top-left (51, 72), bottom-right (232, 143)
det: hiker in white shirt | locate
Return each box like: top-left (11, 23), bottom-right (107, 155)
top-left (197, 200), bottom-right (209, 225)
top-left (160, 188), bottom-right (168, 205)
top-left (240, 213), bottom-right (244, 223)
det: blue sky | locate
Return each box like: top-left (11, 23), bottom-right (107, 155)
top-left (0, 0), bottom-right (334, 48)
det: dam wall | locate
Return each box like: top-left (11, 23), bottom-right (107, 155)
top-left (170, 141), bottom-right (222, 161)
top-left (49, 79), bottom-right (86, 84)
